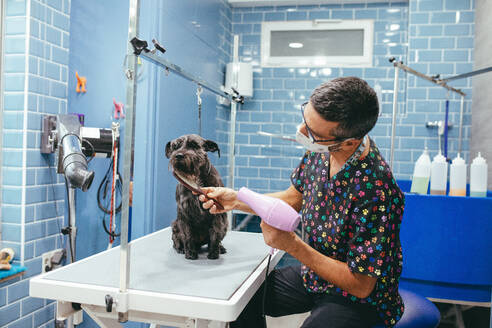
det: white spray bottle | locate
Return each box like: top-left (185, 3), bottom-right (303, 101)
top-left (410, 148), bottom-right (431, 195)
top-left (470, 152), bottom-right (488, 197)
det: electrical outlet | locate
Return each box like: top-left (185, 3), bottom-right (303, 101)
top-left (42, 248), bottom-right (65, 273)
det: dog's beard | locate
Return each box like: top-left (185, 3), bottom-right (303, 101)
top-left (169, 156), bottom-right (202, 186)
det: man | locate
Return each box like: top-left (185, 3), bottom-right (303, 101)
top-left (199, 77), bottom-right (404, 328)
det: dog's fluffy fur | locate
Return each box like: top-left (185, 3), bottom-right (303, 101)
top-left (166, 134), bottom-right (228, 260)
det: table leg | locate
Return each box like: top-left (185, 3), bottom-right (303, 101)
top-left (56, 301), bottom-right (84, 328)
top-left (454, 305), bottom-right (465, 328)
top-left (82, 305), bottom-right (122, 328)
top-left (185, 318), bottom-right (210, 328)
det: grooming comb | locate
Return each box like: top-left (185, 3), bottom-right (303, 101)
top-left (172, 171), bottom-right (224, 211)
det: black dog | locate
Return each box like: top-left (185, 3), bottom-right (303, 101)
top-left (165, 134), bottom-right (228, 260)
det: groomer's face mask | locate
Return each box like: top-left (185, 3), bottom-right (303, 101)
top-left (295, 125), bottom-right (353, 153)
top-left (296, 102), bottom-right (355, 153)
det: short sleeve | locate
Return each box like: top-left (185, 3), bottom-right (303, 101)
top-left (346, 196), bottom-right (399, 278)
top-left (290, 152), bottom-right (309, 193)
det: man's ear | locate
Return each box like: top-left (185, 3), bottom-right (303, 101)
top-left (165, 142), bottom-right (172, 158)
top-left (203, 140), bottom-right (220, 158)
top-left (345, 141), bottom-right (355, 146)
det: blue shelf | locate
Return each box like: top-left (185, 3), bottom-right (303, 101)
top-left (397, 179), bottom-right (492, 302)
top-left (0, 265), bottom-right (27, 283)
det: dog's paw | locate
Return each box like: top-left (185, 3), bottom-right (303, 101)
top-left (185, 251), bottom-right (198, 260)
top-left (207, 251), bottom-right (220, 260)
top-left (219, 245), bottom-right (227, 254)
top-left (172, 243), bottom-right (185, 254)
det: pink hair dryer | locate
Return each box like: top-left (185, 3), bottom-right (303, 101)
top-left (237, 187), bottom-right (301, 254)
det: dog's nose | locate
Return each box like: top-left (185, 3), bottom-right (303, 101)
top-left (175, 153), bottom-right (184, 160)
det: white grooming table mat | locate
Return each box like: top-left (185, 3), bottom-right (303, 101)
top-left (30, 227), bottom-right (284, 322)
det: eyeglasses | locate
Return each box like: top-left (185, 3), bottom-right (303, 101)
top-left (300, 102), bottom-right (349, 144)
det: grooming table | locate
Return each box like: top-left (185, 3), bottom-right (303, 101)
top-left (30, 227), bottom-right (284, 327)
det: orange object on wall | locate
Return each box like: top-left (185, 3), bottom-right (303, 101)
top-left (75, 71), bottom-right (87, 93)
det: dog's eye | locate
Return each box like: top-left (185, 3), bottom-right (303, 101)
top-left (187, 141), bottom-right (199, 149)
top-left (173, 140), bottom-right (183, 150)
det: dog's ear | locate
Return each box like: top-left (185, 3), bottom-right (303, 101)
top-left (165, 141), bottom-right (172, 158)
top-left (203, 140), bottom-right (220, 158)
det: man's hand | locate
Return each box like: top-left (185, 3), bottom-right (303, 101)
top-left (198, 187), bottom-right (238, 214)
top-left (260, 220), bottom-right (298, 253)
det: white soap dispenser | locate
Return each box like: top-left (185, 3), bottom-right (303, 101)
top-left (410, 148), bottom-right (431, 195)
top-left (470, 152), bottom-right (488, 197)
top-left (430, 151), bottom-right (448, 195)
top-left (449, 154), bottom-right (467, 196)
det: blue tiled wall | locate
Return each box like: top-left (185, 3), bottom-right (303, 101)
top-left (229, 0), bottom-right (474, 192)
top-left (1, 0), bottom-right (70, 326)
top-left (2, 0), bottom-right (27, 265)
top-left (405, 0), bottom-right (474, 173)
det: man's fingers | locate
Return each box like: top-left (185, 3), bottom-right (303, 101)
top-left (203, 187), bottom-right (226, 198)
top-left (205, 199), bottom-right (215, 208)
top-left (198, 195), bottom-right (216, 211)
top-left (198, 187), bottom-right (229, 214)
top-left (201, 187), bottom-right (215, 194)
top-left (205, 190), bottom-right (219, 198)
top-left (200, 198), bottom-right (215, 211)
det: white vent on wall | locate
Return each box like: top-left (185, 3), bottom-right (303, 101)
top-left (261, 20), bottom-right (374, 67)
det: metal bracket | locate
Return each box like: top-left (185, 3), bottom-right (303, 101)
top-left (105, 294), bottom-right (114, 313)
top-left (41, 115), bottom-right (58, 154)
top-left (125, 68), bottom-right (134, 80)
top-left (131, 37), bottom-right (166, 56)
top-left (151, 38), bottom-right (166, 54)
top-left (389, 57), bottom-right (466, 97)
top-left (103, 292), bottom-right (128, 322)
top-left (112, 122), bottom-right (120, 142)
top-left (130, 37), bottom-right (150, 56)
top-left (426, 121), bottom-right (453, 135)
top-left (230, 87), bottom-right (244, 104)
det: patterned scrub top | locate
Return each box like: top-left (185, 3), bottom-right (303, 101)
top-left (290, 138), bottom-right (405, 327)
